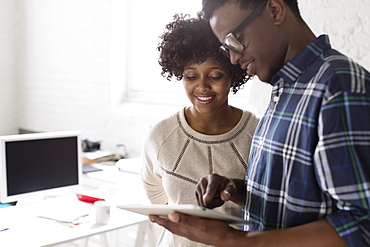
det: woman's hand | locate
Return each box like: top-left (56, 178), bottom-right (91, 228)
top-left (195, 173), bottom-right (245, 208)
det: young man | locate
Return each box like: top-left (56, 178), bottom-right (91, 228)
top-left (149, 0), bottom-right (370, 246)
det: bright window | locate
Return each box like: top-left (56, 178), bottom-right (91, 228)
top-left (110, 0), bottom-right (271, 117)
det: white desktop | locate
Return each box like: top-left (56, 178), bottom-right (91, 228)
top-left (0, 195), bottom-right (149, 247)
top-left (0, 130), bottom-right (154, 247)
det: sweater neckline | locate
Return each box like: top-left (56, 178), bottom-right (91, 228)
top-left (177, 108), bottom-right (251, 143)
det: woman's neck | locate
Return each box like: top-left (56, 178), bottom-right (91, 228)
top-left (184, 106), bottom-right (243, 135)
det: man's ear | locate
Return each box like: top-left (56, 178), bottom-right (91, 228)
top-left (266, 0), bottom-right (286, 25)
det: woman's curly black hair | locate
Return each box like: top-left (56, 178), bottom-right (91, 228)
top-left (157, 14), bottom-right (251, 94)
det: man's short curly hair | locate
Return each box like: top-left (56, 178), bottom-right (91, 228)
top-left (157, 14), bottom-right (250, 94)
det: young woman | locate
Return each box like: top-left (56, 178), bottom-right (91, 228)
top-left (141, 14), bottom-right (259, 247)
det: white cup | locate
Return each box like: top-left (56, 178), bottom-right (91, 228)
top-left (94, 201), bottom-right (110, 224)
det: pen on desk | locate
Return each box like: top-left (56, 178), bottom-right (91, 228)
top-left (118, 167), bottom-right (140, 175)
top-left (0, 228), bottom-right (9, 232)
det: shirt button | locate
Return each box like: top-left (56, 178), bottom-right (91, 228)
top-left (273, 96), bottom-right (279, 102)
top-left (258, 140), bottom-right (263, 146)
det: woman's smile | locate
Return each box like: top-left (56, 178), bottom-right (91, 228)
top-left (195, 95), bottom-right (216, 104)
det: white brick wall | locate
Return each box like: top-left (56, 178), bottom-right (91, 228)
top-left (0, 0), bottom-right (17, 135)
top-left (299, 0), bottom-right (370, 67)
top-left (1, 0), bottom-right (369, 157)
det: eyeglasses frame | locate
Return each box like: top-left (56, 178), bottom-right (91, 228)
top-left (220, 2), bottom-right (267, 58)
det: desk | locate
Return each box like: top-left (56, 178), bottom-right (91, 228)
top-left (0, 198), bottom-right (147, 247)
top-left (0, 159), bottom-right (155, 247)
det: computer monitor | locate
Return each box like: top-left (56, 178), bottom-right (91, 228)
top-left (0, 130), bottom-right (82, 204)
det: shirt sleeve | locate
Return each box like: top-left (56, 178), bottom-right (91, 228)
top-left (314, 87), bottom-right (370, 246)
top-left (140, 126), bottom-right (168, 204)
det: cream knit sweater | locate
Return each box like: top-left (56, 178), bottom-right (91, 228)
top-left (141, 108), bottom-right (259, 247)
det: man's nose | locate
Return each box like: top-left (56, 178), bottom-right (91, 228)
top-left (229, 50), bottom-right (243, 65)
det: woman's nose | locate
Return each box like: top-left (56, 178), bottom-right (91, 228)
top-left (197, 77), bottom-right (211, 92)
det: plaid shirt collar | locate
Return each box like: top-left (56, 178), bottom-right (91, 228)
top-left (271, 35), bottom-right (332, 86)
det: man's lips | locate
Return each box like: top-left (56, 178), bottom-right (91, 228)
top-left (241, 61), bottom-right (254, 76)
top-left (195, 95), bottom-right (216, 104)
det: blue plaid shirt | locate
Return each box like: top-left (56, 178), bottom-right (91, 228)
top-left (244, 35), bottom-right (370, 246)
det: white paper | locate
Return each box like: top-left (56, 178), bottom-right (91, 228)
top-left (26, 196), bottom-right (94, 223)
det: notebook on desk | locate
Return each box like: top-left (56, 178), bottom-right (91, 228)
top-left (82, 165), bottom-right (103, 174)
top-left (116, 158), bottom-right (141, 175)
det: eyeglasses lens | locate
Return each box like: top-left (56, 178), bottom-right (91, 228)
top-left (220, 33), bottom-right (244, 57)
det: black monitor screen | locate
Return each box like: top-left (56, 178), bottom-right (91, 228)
top-left (5, 137), bottom-right (79, 196)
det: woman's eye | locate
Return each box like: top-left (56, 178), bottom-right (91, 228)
top-left (186, 75), bottom-right (196, 80)
top-left (209, 75), bottom-right (223, 80)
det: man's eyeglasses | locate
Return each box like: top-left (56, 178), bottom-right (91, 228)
top-left (220, 3), bottom-right (267, 58)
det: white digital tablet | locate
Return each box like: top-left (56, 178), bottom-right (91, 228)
top-left (117, 204), bottom-right (252, 225)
